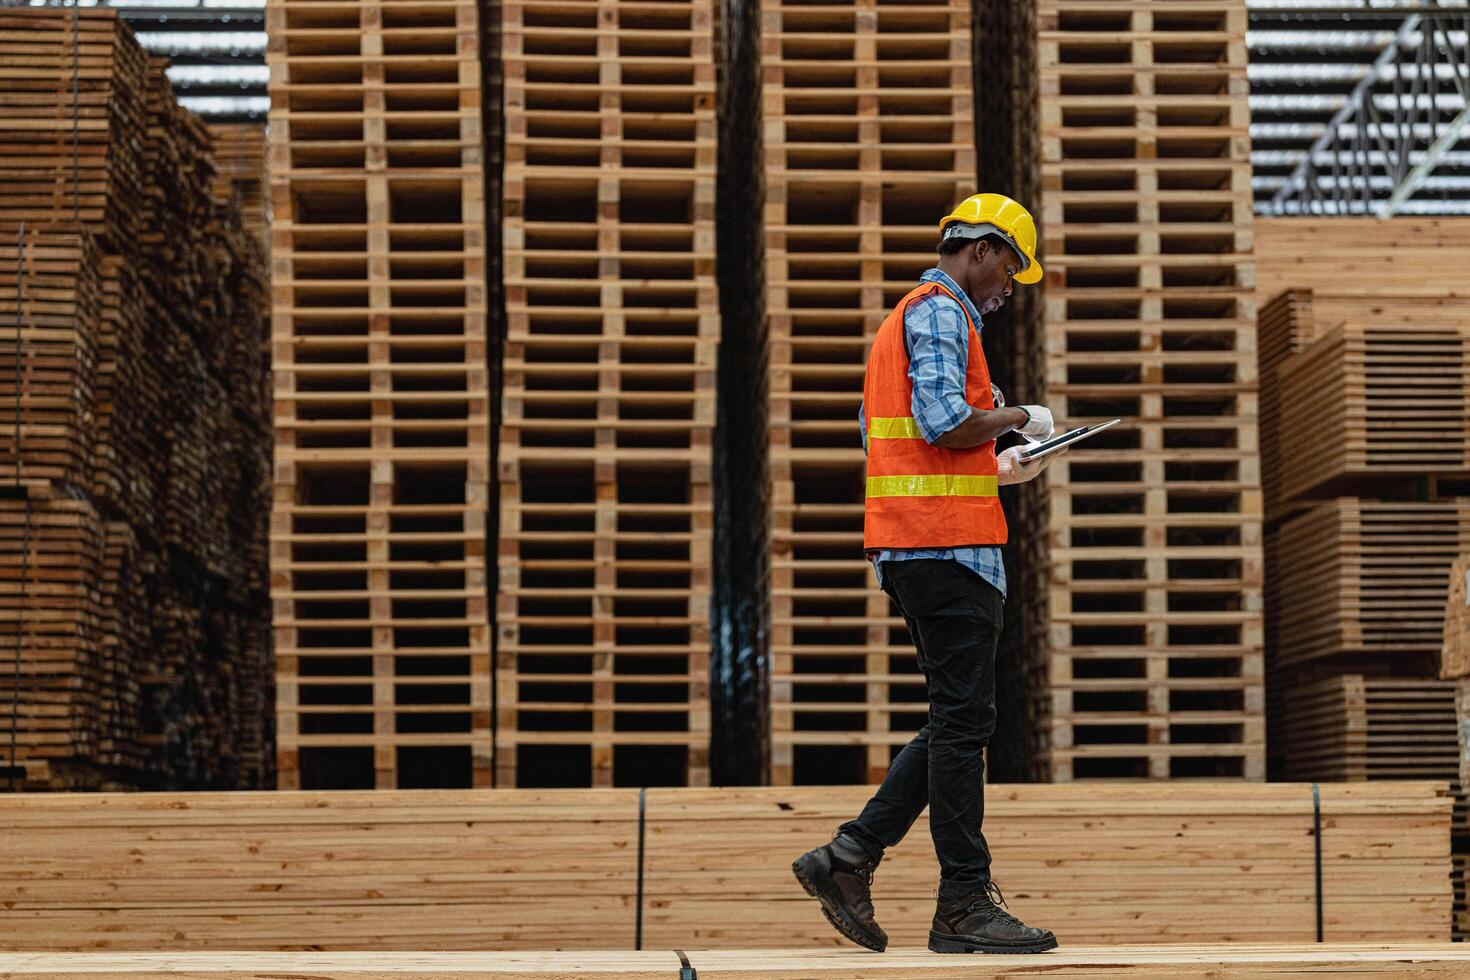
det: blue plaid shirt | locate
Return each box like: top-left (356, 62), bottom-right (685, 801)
top-left (860, 268), bottom-right (1007, 599)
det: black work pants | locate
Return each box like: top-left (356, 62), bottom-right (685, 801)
top-left (837, 558), bottom-right (1002, 900)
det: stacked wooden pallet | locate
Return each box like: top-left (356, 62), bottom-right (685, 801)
top-left (0, 10), bottom-right (271, 790)
top-left (1446, 557), bottom-right (1470, 679)
top-left (267, 0), bottom-right (493, 789)
top-left (494, 0), bottom-right (716, 787)
top-left (761, 0), bottom-right (977, 786)
top-left (1033, 0), bottom-right (1263, 780)
top-left (0, 783), bottom-right (1450, 949)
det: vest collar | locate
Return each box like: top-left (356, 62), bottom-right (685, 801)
top-left (919, 268), bottom-right (985, 332)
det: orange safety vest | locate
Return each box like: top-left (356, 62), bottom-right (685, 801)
top-left (862, 280), bottom-right (1008, 550)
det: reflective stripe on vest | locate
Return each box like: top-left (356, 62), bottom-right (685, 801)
top-left (866, 416), bottom-right (923, 440)
top-left (866, 474), bottom-right (1000, 499)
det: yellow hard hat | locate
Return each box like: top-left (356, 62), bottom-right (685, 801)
top-left (938, 193), bottom-right (1043, 285)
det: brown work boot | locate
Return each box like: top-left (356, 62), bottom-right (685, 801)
top-left (928, 880), bottom-right (1058, 954)
top-left (791, 833), bottom-right (888, 952)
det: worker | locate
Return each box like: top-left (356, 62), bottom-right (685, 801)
top-left (792, 193), bottom-right (1060, 955)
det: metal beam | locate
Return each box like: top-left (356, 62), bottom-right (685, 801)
top-left (1379, 105), bottom-right (1470, 214)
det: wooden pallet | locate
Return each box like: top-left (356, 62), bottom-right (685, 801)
top-left (494, 0), bottom-right (717, 788)
top-left (761, 0), bottom-right (978, 786)
top-left (0, 783), bottom-right (1450, 950)
top-left (267, 0), bottom-right (494, 789)
top-left (3, 947), bottom-right (1470, 978)
top-left (1267, 499), bottom-right (1470, 676)
top-left (1033, 0), bottom-right (1263, 781)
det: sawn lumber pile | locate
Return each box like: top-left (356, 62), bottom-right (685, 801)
top-left (0, 783), bottom-right (1450, 950)
top-left (0, 9), bottom-right (271, 790)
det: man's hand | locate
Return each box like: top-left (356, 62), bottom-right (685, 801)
top-left (997, 444), bottom-right (1064, 486)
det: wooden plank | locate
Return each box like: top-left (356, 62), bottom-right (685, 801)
top-left (2, 945), bottom-right (1470, 979)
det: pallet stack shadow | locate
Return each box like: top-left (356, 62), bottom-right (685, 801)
top-left (0, 10), bottom-right (272, 789)
top-left (495, 0), bottom-right (717, 787)
top-left (974, 0), bottom-right (1047, 781)
top-left (761, 0), bottom-right (978, 786)
top-left (1027, 0), bottom-right (1264, 780)
top-left (267, 0), bottom-right (494, 788)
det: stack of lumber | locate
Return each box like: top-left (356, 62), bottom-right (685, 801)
top-left (493, 0), bottom-right (716, 787)
top-left (3, 947), bottom-right (1470, 979)
top-left (1257, 288), bottom-right (1470, 517)
top-left (267, 0), bottom-right (493, 788)
top-left (760, 0), bottom-right (977, 786)
top-left (1030, 0), bottom-right (1264, 780)
top-left (1255, 217), bottom-right (1470, 300)
top-left (1267, 499), bottom-right (1470, 676)
top-left (207, 123), bottom-right (268, 248)
top-left (0, 783), bottom-right (1449, 949)
top-left (1258, 251), bottom-right (1470, 794)
top-left (0, 10), bottom-right (271, 790)
top-left (1275, 675), bottom-right (1460, 782)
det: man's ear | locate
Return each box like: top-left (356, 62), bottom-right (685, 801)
top-left (971, 239), bottom-right (989, 263)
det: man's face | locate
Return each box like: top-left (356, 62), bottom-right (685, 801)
top-left (971, 241), bottom-right (1018, 315)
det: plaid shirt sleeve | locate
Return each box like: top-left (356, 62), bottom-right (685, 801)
top-left (903, 294), bottom-right (973, 444)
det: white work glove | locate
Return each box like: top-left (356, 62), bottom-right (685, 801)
top-left (1016, 405), bottom-right (1054, 442)
top-left (997, 444), bottom-right (1061, 486)
top-left (990, 383), bottom-right (1004, 408)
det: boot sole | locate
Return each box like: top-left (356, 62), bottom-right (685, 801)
top-left (791, 852), bottom-right (887, 953)
top-left (928, 930), bottom-right (1059, 954)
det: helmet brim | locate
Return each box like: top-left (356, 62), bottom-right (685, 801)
top-left (1014, 258), bottom-right (1043, 285)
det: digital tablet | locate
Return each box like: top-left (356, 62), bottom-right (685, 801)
top-left (1016, 418), bottom-right (1121, 462)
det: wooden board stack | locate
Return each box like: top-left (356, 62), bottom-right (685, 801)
top-left (1030, 0), bottom-right (1263, 780)
top-left (1255, 217), bottom-right (1470, 300)
top-left (267, 0), bottom-right (494, 789)
top-left (1258, 288), bottom-right (1470, 517)
top-left (0, 10), bottom-right (271, 790)
top-left (0, 783), bottom-right (1450, 949)
top-left (761, 0), bottom-right (977, 785)
top-left (1258, 282), bottom-right (1470, 789)
top-left (494, 0), bottom-right (717, 788)
top-left (208, 123), bottom-right (269, 250)
top-left (1275, 675), bottom-right (1460, 782)
top-left (1267, 499), bottom-right (1470, 677)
